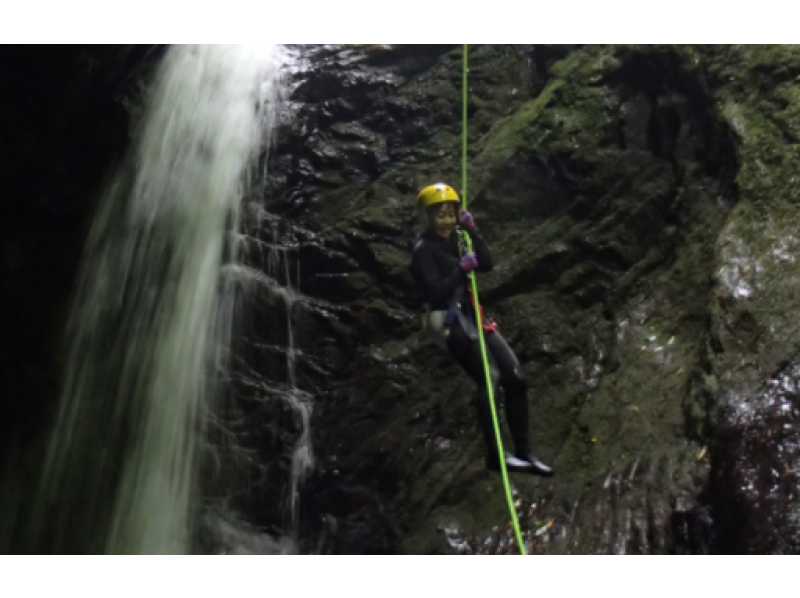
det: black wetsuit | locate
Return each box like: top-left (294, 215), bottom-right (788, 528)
top-left (409, 227), bottom-right (532, 459)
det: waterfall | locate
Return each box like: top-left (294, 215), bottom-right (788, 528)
top-left (264, 222), bottom-right (314, 534)
top-left (200, 209), bottom-right (315, 553)
top-left (10, 45), bottom-right (285, 554)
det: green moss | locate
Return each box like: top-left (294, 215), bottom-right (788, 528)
top-left (475, 79), bottom-right (565, 165)
top-left (307, 44), bottom-right (800, 553)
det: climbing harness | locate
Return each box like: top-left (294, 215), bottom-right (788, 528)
top-left (459, 44), bottom-right (527, 555)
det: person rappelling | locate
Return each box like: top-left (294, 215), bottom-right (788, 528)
top-left (409, 183), bottom-right (554, 477)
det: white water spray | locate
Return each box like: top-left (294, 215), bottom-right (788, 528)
top-left (31, 45), bottom-right (284, 554)
top-left (264, 225), bottom-right (314, 533)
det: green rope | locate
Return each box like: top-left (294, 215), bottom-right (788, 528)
top-left (462, 44), bottom-right (468, 207)
top-left (460, 44), bottom-right (526, 556)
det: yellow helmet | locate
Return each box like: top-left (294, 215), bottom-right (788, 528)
top-left (417, 183), bottom-right (460, 210)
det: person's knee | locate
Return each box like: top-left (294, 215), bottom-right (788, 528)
top-left (506, 364), bottom-right (527, 394)
top-left (489, 362), bottom-right (501, 387)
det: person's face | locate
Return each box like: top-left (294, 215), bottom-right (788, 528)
top-left (433, 202), bottom-right (457, 239)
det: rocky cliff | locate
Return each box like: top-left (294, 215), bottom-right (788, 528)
top-left (263, 44), bottom-right (800, 554)
top-left (4, 44), bottom-right (800, 554)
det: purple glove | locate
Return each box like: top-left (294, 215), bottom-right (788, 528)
top-left (460, 252), bottom-right (478, 272)
top-left (459, 210), bottom-right (475, 229)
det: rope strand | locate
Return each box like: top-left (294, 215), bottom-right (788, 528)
top-left (460, 43), bottom-right (526, 555)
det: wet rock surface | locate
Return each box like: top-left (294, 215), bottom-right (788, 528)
top-left (5, 45), bottom-right (800, 554)
top-left (261, 45), bottom-right (800, 554)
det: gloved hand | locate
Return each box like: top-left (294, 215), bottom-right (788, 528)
top-left (459, 210), bottom-right (475, 229)
top-left (460, 252), bottom-right (478, 272)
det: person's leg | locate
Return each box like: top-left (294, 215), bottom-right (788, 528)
top-left (447, 322), bottom-right (553, 476)
top-left (482, 331), bottom-right (530, 457)
top-left (446, 321), bottom-right (500, 456)
top-left (484, 330), bottom-right (554, 477)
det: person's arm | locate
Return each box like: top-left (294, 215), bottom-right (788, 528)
top-left (410, 244), bottom-right (469, 305)
top-left (461, 216), bottom-right (493, 273)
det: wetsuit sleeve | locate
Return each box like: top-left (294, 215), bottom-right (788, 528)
top-left (466, 228), bottom-right (493, 273)
top-left (410, 243), bottom-right (468, 305)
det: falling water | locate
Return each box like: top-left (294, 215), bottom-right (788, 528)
top-left (264, 223), bottom-right (314, 533)
top-left (10, 45), bottom-right (284, 554)
top-left (200, 212), bottom-right (314, 553)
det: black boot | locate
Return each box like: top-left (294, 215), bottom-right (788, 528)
top-left (514, 452), bottom-right (554, 477)
top-left (503, 382), bottom-right (555, 476)
top-left (485, 451), bottom-right (551, 474)
top-left (509, 424), bottom-right (554, 477)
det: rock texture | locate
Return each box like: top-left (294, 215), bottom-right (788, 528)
top-left (259, 45), bottom-right (800, 554)
top-left (4, 44), bottom-right (800, 554)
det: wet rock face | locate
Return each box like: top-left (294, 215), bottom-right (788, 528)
top-left (7, 45), bottom-right (800, 555)
top-left (260, 45), bottom-right (800, 554)
top-left (712, 363), bottom-right (800, 553)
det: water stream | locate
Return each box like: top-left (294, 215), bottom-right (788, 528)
top-left (203, 213), bottom-right (314, 553)
top-left (264, 222), bottom-right (314, 534)
top-left (7, 45), bottom-right (286, 554)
